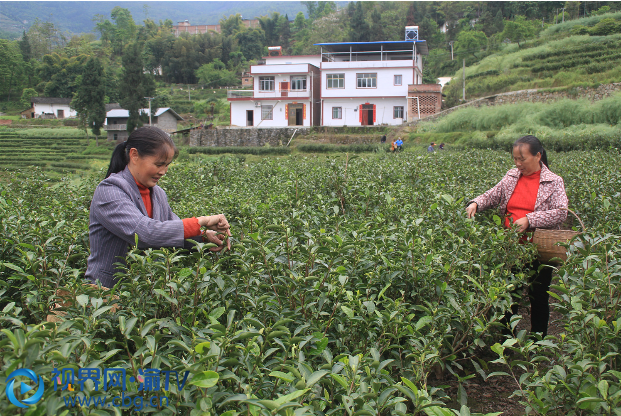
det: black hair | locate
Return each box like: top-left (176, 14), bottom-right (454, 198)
top-left (105, 126), bottom-right (178, 178)
top-left (513, 135), bottom-right (548, 167)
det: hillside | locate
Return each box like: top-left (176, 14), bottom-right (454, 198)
top-left (443, 12), bottom-right (621, 106)
top-left (0, 1), bottom-right (316, 37)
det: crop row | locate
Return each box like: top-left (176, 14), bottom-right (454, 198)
top-left (516, 48), bottom-right (621, 69)
top-left (526, 39), bottom-right (621, 61)
top-left (531, 53), bottom-right (621, 73)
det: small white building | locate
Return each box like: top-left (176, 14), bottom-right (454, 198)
top-left (227, 27), bottom-right (428, 128)
top-left (21, 97), bottom-right (77, 119)
top-left (104, 107), bottom-right (183, 141)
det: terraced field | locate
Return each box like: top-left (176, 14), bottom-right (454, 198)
top-left (0, 131), bottom-right (112, 175)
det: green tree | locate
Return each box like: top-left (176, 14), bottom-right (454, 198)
top-left (455, 30), bottom-right (487, 58)
top-left (220, 14), bottom-right (243, 37)
top-left (26, 19), bottom-right (67, 60)
top-left (370, 8), bottom-right (384, 42)
top-left (419, 15), bottom-right (444, 49)
top-left (119, 42), bottom-right (155, 132)
top-left (281, 15), bottom-right (292, 53)
top-left (110, 6), bottom-right (137, 55)
top-left (39, 53), bottom-right (87, 98)
top-left (501, 16), bottom-right (532, 47)
top-left (293, 12), bottom-right (306, 32)
top-left (565, 1), bottom-right (580, 19)
top-left (349, 2), bottom-right (370, 42)
top-left (71, 57), bottom-right (106, 141)
top-left (236, 29), bottom-right (265, 62)
top-left (494, 10), bottom-right (505, 34)
top-left (20, 88), bottom-right (38, 109)
top-left (196, 59), bottom-right (237, 87)
top-left (18, 31), bottom-right (32, 61)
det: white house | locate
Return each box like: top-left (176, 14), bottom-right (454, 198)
top-left (104, 107), bottom-right (183, 141)
top-left (21, 97), bottom-right (77, 119)
top-left (227, 27), bottom-right (428, 127)
top-left (228, 54), bottom-right (322, 128)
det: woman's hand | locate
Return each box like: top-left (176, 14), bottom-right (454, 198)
top-left (198, 214), bottom-right (230, 232)
top-left (202, 229), bottom-right (232, 252)
top-left (514, 216), bottom-right (530, 233)
top-left (466, 203), bottom-right (478, 218)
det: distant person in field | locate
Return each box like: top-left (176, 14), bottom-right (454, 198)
top-left (85, 126), bottom-right (231, 289)
top-left (381, 134), bottom-right (386, 143)
top-left (396, 137), bottom-right (403, 151)
top-left (390, 139), bottom-right (396, 152)
top-left (427, 142), bottom-right (435, 152)
top-left (439, 143), bottom-right (445, 150)
top-left (466, 135), bottom-right (568, 338)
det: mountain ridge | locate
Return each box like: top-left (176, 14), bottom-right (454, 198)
top-left (0, 1), bottom-right (315, 37)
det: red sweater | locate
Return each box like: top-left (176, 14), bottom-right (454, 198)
top-left (505, 170), bottom-right (540, 229)
top-left (136, 181), bottom-right (200, 239)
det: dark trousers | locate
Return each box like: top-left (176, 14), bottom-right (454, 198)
top-left (501, 260), bottom-right (553, 337)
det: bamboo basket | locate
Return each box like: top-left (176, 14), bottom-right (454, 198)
top-left (532, 208), bottom-right (584, 264)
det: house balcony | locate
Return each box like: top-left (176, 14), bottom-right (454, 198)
top-left (228, 89), bottom-right (310, 100)
top-left (104, 124), bottom-right (127, 131)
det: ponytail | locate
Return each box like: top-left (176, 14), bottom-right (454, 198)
top-left (104, 126), bottom-right (178, 179)
top-left (513, 135), bottom-right (548, 167)
top-left (105, 141), bottom-right (129, 178)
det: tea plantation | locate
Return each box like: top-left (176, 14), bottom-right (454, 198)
top-left (0, 129), bottom-right (111, 174)
top-left (0, 149), bottom-right (619, 415)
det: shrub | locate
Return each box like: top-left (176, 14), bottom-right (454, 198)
top-left (589, 18), bottom-right (621, 36)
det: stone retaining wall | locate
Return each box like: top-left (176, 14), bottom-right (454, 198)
top-left (190, 127), bottom-right (309, 147)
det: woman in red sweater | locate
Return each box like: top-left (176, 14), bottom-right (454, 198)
top-left (466, 135), bottom-right (568, 337)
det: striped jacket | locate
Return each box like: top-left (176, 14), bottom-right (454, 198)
top-left (471, 163), bottom-right (568, 229)
top-left (85, 166), bottom-right (198, 288)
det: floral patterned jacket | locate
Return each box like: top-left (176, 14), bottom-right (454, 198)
top-left (471, 163), bottom-right (568, 229)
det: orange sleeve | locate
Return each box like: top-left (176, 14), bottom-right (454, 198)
top-left (182, 217), bottom-right (201, 239)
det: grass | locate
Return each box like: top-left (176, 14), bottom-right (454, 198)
top-left (415, 96), bottom-right (621, 151)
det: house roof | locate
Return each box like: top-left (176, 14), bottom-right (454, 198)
top-left (32, 97), bottom-right (72, 105)
top-left (106, 107), bottom-right (184, 121)
top-left (105, 103), bottom-right (122, 112)
top-left (314, 40), bottom-right (428, 55)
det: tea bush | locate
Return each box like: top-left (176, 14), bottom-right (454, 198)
top-left (0, 150), bottom-right (619, 415)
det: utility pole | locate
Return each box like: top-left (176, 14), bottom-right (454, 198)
top-left (145, 97), bottom-right (154, 125)
top-left (462, 58), bottom-right (465, 101)
top-left (562, 7), bottom-right (565, 23)
top-left (449, 41), bottom-right (454, 60)
top-left (188, 85), bottom-right (191, 101)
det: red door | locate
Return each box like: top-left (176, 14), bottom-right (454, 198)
top-left (280, 82), bottom-right (289, 97)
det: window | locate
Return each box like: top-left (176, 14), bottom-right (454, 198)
top-left (357, 73), bottom-right (377, 88)
top-left (394, 106), bottom-right (404, 119)
top-left (259, 76), bottom-right (275, 91)
top-left (291, 76), bottom-right (307, 90)
top-left (113, 133), bottom-right (118, 140)
top-left (327, 73), bottom-right (344, 89)
top-left (261, 105), bottom-right (273, 120)
top-left (394, 75), bottom-right (402, 86)
top-left (332, 107), bottom-right (342, 119)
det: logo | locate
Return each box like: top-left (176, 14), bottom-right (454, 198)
top-left (6, 369), bottom-right (45, 408)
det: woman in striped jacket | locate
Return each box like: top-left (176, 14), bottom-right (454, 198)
top-left (466, 135), bottom-right (568, 338)
top-left (85, 126), bottom-right (231, 289)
